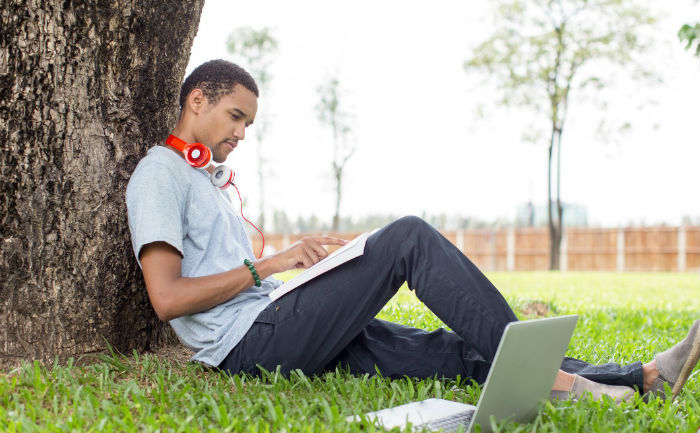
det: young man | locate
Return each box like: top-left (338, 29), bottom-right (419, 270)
top-left (126, 59), bottom-right (699, 402)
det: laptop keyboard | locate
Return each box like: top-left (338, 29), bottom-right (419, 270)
top-left (422, 409), bottom-right (474, 432)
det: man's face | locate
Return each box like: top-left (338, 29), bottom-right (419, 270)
top-left (194, 84), bottom-right (258, 163)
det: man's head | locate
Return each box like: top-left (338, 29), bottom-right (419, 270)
top-left (179, 59), bottom-right (259, 109)
top-left (177, 60), bottom-right (259, 163)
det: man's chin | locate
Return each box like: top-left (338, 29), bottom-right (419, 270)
top-left (211, 146), bottom-right (229, 164)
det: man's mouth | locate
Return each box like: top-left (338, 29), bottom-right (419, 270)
top-left (225, 141), bottom-right (237, 151)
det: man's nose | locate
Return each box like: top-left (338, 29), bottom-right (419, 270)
top-left (234, 125), bottom-right (245, 141)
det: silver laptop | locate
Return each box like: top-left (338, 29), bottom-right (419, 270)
top-left (348, 315), bottom-right (578, 433)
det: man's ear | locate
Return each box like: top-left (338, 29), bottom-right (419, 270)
top-left (186, 88), bottom-right (207, 115)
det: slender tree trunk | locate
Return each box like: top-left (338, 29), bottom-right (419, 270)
top-left (548, 128), bottom-right (565, 270)
top-left (0, 0), bottom-right (205, 367)
top-left (549, 128), bottom-right (563, 270)
top-left (546, 26), bottom-right (566, 271)
top-left (547, 127), bottom-right (558, 270)
top-left (555, 124), bottom-right (564, 269)
top-left (253, 114), bottom-right (269, 233)
top-left (332, 165), bottom-right (341, 232)
top-left (256, 142), bottom-right (266, 232)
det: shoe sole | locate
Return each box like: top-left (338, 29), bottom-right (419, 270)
top-left (671, 326), bottom-right (700, 398)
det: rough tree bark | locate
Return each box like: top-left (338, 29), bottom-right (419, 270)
top-left (0, 0), bottom-right (205, 367)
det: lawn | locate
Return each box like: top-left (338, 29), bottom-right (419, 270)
top-left (1, 272), bottom-right (699, 432)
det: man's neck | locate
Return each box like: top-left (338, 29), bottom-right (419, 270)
top-left (165, 126), bottom-right (193, 160)
top-left (170, 125), bottom-right (195, 144)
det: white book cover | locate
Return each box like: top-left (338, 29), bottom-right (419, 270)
top-left (268, 230), bottom-right (376, 301)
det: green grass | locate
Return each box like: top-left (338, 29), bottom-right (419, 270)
top-left (2, 272), bottom-right (699, 432)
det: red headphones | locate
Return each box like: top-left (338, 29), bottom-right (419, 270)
top-left (165, 135), bottom-right (213, 169)
top-left (166, 135), bottom-right (235, 190)
top-left (165, 134), bottom-right (265, 258)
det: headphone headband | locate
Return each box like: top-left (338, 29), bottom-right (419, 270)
top-left (165, 134), bottom-right (188, 152)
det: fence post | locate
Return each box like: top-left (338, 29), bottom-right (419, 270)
top-left (506, 228), bottom-right (515, 271)
top-left (560, 228), bottom-right (568, 271)
top-left (616, 228), bottom-right (625, 272)
top-left (456, 229), bottom-right (464, 253)
top-left (678, 226), bottom-right (687, 272)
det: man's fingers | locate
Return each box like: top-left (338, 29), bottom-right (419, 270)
top-left (299, 248), bottom-right (317, 268)
top-left (303, 239), bottom-right (331, 261)
top-left (308, 236), bottom-right (349, 246)
top-left (278, 236), bottom-right (351, 271)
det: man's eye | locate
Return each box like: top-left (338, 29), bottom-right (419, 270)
top-left (231, 114), bottom-right (240, 120)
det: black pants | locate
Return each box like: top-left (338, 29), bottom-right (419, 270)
top-left (220, 216), bottom-right (644, 391)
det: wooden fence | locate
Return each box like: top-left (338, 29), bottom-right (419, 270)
top-left (252, 226), bottom-right (700, 272)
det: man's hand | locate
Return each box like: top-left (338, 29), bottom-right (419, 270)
top-left (266, 236), bottom-right (348, 272)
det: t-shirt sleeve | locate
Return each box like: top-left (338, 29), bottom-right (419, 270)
top-left (126, 160), bottom-right (186, 267)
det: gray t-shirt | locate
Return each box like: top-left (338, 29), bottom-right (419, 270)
top-left (125, 146), bottom-right (279, 367)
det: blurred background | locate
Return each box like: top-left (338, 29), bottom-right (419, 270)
top-left (186, 0), bottom-right (700, 271)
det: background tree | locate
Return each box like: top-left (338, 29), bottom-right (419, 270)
top-left (465, 0), bottom-right (656, 270)
top-left (679, 0), bottom-right (699, 59)
top-left (226, 27), bottom-right (278, 232)
top-left (679, 23), bottom-right (700, 56)
top-left (316, 78), bottom-right (355, 232)
top-left (0, 0), bottom-right (204, 367)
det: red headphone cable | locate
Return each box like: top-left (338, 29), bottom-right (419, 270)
top-left (231, 182), bottom-right (265, 259)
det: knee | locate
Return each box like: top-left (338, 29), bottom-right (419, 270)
top-left (369, 216), bottom-right (438, 261)
top-left (385, 215), bottom-right (433, 239)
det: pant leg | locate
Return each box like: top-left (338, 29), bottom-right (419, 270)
top-left (219, 216), bottom-right (516, 377)
top-left (322, 318), bottom-right (493, 383)
top-left (561, 357), bottom-right (644, 391)
top-left (322, 325), bottom-right (644, 389)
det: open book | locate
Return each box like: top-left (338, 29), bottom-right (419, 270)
top-left (268, 230), bottom-right (377, 301)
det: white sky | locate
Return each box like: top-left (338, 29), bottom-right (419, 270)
top-left (186, 0), bottom-right (700, 228)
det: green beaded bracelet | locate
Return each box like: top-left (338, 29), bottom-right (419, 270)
top-left (244, 259), bottom-right (262, 287)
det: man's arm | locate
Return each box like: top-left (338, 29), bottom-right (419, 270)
top-left (140, 236), bottom-right (347, 321)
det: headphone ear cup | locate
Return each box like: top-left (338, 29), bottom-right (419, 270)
top-left (184, 143), bottom-right (212, 168)
top-left (210, 165), bottom-right (234, 189)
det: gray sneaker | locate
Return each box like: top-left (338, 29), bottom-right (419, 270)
top-left (646, 319), bottom-right (700, 400)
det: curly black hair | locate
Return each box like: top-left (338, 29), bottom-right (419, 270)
top-left (179, 59), bottom-right (259, 108)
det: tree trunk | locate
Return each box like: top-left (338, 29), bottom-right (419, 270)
top-left (554, 121), bottom-right (565, 270)
top-left (550, 224), bottom-right (562, 270)
top-left (256, 142), bottom-right (266, 232)
top-left (0, 0), bottom-right (205, 367)
top-left (332, 166), bottom-right (342, 232)
top-left (547, 127), bottom-right (563, 270)
top-left (547, 130), bottom-right (557, 270)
